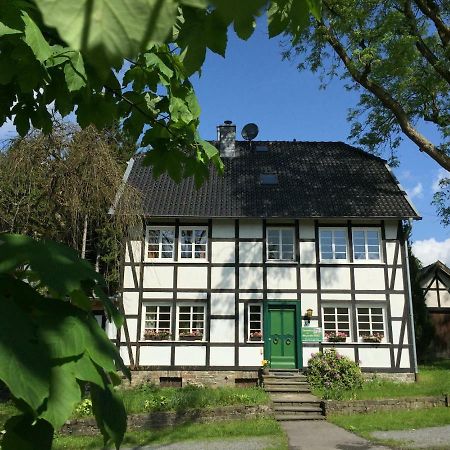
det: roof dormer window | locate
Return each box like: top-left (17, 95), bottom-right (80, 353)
top-left (260, 174), bottom-right (278, 185)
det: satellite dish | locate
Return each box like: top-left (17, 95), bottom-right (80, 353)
top-left (241, 123), bottom-right (259, 141)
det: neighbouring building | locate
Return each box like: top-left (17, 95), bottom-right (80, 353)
top-left (111, 121), bottom-right (420, 385)
top-left (420, 260), bottom-right (450, 357)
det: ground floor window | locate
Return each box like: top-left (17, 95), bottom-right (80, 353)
top-left (143, 304), bottom-right (172, 340)
top-left (322, 306), bottom-right (351, 342)
top-left (248, 304), bottom-right (263, 341)
top-left (357, 306), bottom-right (386, 342)
top-left (177, 304), bottom-right (206, 341)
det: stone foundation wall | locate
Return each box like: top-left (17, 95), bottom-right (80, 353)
top-left (124, 370), bottom-right (260, 388)
top-left (362, 372), bottom-right (416, 383)
top-left (324, 395), bottom-right (449, 415)
top-left (62, 405), bottom-right (272, 436)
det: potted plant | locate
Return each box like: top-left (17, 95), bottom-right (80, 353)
top-left (325, 331), bottom-right (347, 343)
top-left (361, 333), bottom-right (383, 343)
top-left (144, 329), bottom-right (171, 341)
top-left (179, 329), bottom-right (203, 341)
top-left (249, 331), bottom-right (262, 341)
top-left (261, 359), bottom-right (270, 375)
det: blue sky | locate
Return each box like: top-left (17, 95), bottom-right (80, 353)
top-left (0, 21), bottom-right (448, 265)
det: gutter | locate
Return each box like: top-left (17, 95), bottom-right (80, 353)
top-left (109, 157), bottom-right (135, 215)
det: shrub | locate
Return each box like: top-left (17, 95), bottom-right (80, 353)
top-left (307, 349), bottom-right (363, 400)
top-left (74, 398), bottom-right (93, 417)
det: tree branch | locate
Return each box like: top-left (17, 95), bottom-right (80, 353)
top-left (318, 19), bottom-right (450, 171)
top-left (403, 0), bottom-right (450, 85)
top-left (413, 0), bottom-right (450, 48)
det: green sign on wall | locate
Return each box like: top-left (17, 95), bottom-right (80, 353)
top-left (302, 327), bottom-right (323, 342)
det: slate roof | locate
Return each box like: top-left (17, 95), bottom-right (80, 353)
top-left (420, 261), bottom-right (450, 283)
top-left (126, 141), bottom-right (420, 219)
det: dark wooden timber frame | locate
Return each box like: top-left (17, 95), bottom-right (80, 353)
top-left (116, 218), bottom-right (416, 373)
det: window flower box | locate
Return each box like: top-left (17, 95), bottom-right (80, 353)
top-left (249, 331), bottom-right (263, 341)
top-left (144, 330), bottom-right (171, 341)
top-left (179, 330), bottom-right (203, 341)
top-left (361, 333), bottom-right (383, 343)
top-left (325, 332), bottom-right (347, 343)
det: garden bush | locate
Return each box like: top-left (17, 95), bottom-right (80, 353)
top-left (307, 349), bottom-right (364, 400)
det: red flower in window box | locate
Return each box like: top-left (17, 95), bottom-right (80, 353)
top-left (179, 330), bottom-right (203, 341)
top-left (249, 331), bottom-right (263, 341)
top-left (325, 332), bottom-right (347, 343)
top-left (361, 333), bottom-right (383, 343)
top-left (144, 330), bottom-right (171, 340)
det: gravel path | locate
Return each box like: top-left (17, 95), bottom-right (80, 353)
top-left (122, 436), bottom-right (275, 450)
top-left (371, 425), bottom-right (450, 448)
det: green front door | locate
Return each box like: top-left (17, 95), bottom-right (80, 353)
top-left (268, 307), bottom-right (297, 369)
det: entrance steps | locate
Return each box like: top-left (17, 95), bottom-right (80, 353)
top-left (263, 370), bottom-right (325, 421)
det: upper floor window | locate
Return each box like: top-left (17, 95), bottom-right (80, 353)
top-left (248, 304), bottom-right (263, 341)
top-left (146, 227), bottom-right (175, 260)
top-left (267, 228), bottom-right (295, 260)
top-left (353, 229), bottom-right (381, 260)
top-left (319, 228), bottom-right (347, 261)
top-left (179, 227), bottom-right (208, 260)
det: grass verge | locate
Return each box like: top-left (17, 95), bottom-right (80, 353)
top-left (328, 407), bottom-right (450, 448)
top-left (115, 384), bottom-right (270, 416)
top-left (312, 360), bottom-right (450, 400)
top-left (53, 417), bottom-right (288, 450)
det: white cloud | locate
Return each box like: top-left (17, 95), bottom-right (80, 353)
top-left (406, 182), bottom-right (423, 199)
top-left (399, 170), bottom-right (412, 181)
top-left (412, 238), bottom-right (450, 267)
top-left (432, 168), bottom-right (449, 193)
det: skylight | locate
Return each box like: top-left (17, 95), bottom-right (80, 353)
top-left (260, 174), bottom-right (278, 185)
top-left (256, 145), bottom-right (268, 152)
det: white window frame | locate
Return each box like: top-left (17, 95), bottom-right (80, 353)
top-left (319, 227), bottom-right (348, 262)
top-left (266, 227), bottom-right (295, 261)
top-left (322, 305), bottom-right (352, 342)
top-left (145, 226), bottom-right (175, 261)
top-left (356, 306), bottom-right (387, 342)
top-left (142, 303), bottom-right (172, 341)
top-left (178, 226), bottom-right (208, 261)
top-left (176, 303), bottom-right (206, 341)
top-left (248, 303), bottom-right (263, 342)
top-left (352, 228), bottom-right (382, 262)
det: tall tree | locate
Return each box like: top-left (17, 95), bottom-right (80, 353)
top-left (282, 0), bottom-right (449, 170)
top-left (0, 122), bottom-right (141, 292)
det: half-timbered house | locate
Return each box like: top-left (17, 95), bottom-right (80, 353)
top-left (420, 260), bottom-right (450, 357)
top-left (112, 121), bottom-right (420, 385)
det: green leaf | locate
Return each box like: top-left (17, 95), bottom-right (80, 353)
top-left (0, 277), bottom-right (51, 410)
top-left (21, 11), bottom-right (52, 63)
top-left (2, 415), bottom-right (53, 450)
top-left (63, 51), bottom-right (87, 91)
top-left (35, 0), bottom-right (179, 74)
top-left (91, 384), bottom-right (127, 449)
top-left (180, 0), bottom-right (208, 7)
top-left (306, 0), bottom-right (321, 20)
top-left (40, 364), bottom-right (82, 429)
top-left (72, 353), bottom-right (105, 387)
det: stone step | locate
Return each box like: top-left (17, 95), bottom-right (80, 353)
top-left (274, 405), bottom-right (323, 414)
top-left (264, 380), bottom-right (309, 386)
top-left (263, 375), bottom-right (307, 382)
top-left (265, 385), bottom-right (311, 393)
top-left (275, 413), bottom-right (325, 421)
top-left (272, 400), bottom-right (321, 408)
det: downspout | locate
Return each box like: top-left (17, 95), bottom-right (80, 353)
top-left (404, 220), bottom-right (419, 380)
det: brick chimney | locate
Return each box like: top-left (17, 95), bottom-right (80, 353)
top-left (217, 120), bottom-right (236, 157)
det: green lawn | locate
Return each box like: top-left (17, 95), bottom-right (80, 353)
top-left (329, 407), bottom-right (450, 448)
top-left (53, 418), bottom-right (288, 450)
top-left (313, 360), bottom-right (450, 400)
top-left (115, 384), bottom-right (270, 416)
